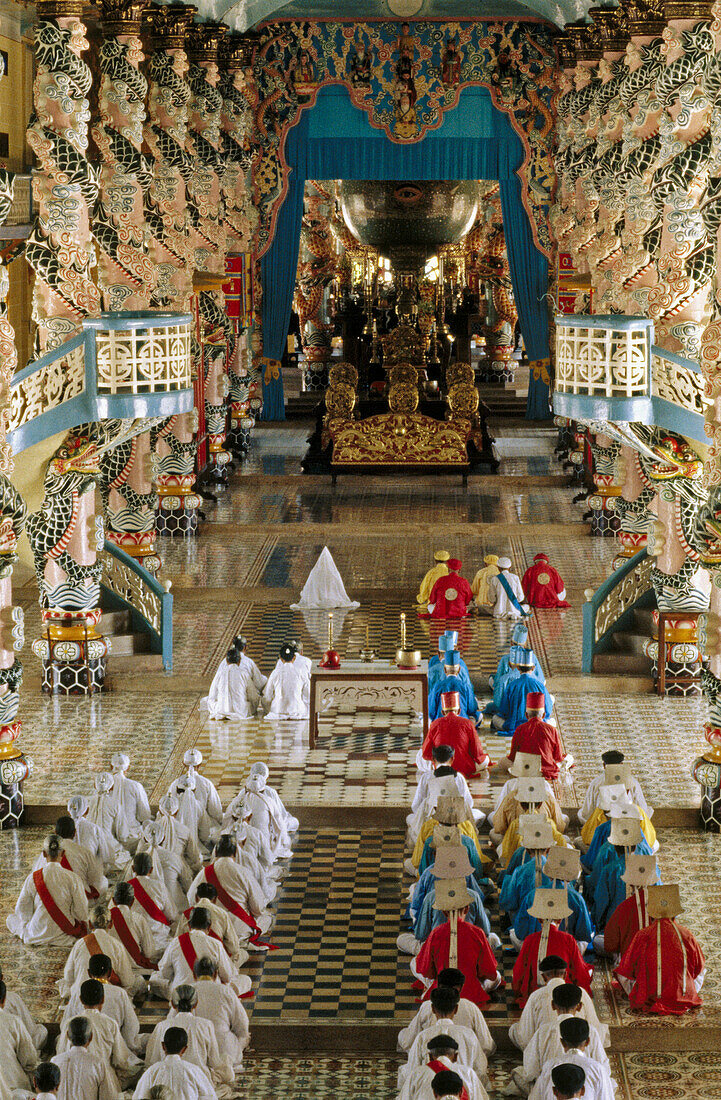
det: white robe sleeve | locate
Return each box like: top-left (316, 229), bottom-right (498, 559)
top-left (13, 1017), bottom-right (39, 1076)
top-left (7, 874), bottom-right (37, 938)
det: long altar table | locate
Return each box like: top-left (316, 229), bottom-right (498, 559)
top-left (308, 660), bottom-right (429, 748)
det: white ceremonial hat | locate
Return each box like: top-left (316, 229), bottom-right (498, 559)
top-left (598, 783), bottom-right (631, 814)
top-left (647, 883), bottom-right (683, 919)
top-left (184, 749), bottom-right (203, 767)
top-left (604, 762), bottom-right (633, 787)
top-left (111, 753), bottom-right (130, 771)
top-left (516, 777), bottom-right (548, 805)
top-left (544, 845), bottom-right (581, 881)
top-left (528, 887), bottom-right (572, 921)
top-left (609, 816), bottom-right (644, 847)
top-left (509, 752), bottom-right (543, 779)
top-left (622, 854), bottom-right (658, 887)
top-left (497, 556), bottom-right (512, 569)
top-left (520, 815), bottom-right (554, 850)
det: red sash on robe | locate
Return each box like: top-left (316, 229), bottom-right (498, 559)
top-left (84, 932), bottom-right (121, 985)
top-left (110, 906), bottom-right (157, 970)
top-left (427, 1060), bottom-right (469, 1100)
top-left (179, 931), bottom-right (199, 976)
top-left (60, 854), bottom-right (99, 900)
top-left (182, 907), bottom-right (223, 944)
top-left (203, 864), bottom-right (276, 949)
top-left (32, 868), bottom-right (86, 939)
top-left (128, 878), bottom-right (171, 926)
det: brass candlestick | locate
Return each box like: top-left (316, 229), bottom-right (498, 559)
top-left (396, 612), bottom-right (421, 669)
top-left (360, 622), bottom-right (376, 663)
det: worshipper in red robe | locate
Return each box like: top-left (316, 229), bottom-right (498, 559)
top-left (414, 885), bottom-right (501, 1007)
top-left (422, 693), bottom-right (491, 778)
top-left (614, 885), bottom-right (705, 1015)
top-left (598, 854), bottom-right (657, 958)
top-left (428, 560), bottom-right (474, 619)
top-left (522, 553), bottom-right (570, 609)
top-left (512, 890), bottom-right (593, 1006)
top-left (499, 692), bottom-right (565, 781)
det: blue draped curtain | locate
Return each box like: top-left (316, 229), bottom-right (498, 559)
top-left (260, 84), bottom-right (550, 419)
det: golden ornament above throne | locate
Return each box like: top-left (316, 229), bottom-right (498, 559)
top-left (382, 323), bottom-right (427, 366)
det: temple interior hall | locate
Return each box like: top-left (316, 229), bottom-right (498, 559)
top-left (2, 0), bottom-right (721, 1098)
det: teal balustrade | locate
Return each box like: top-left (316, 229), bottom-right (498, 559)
top-left (582, 548), bottom-right (654, 674)
top-left (101, 541), bottom-right (173, 672)
top-left (8, 311), bottom-right (195, 453)
top-left (553, 315), bottom-right (707, 443)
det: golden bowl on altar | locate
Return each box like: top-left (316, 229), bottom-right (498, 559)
top-left (396, 648), bottom-right (422, 669)
top-left (360, 647), bottom-right (377, 663)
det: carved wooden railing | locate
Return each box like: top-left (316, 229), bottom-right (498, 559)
top-left (554, 315), bottom-right (708, 443)
top-left (582, 548), bottom-right (654, 674)
top-left (8, 311), bottom-right (194, 452)
top-left (101, 541), bottom-right (173, 671)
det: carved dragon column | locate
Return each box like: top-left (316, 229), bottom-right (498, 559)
top-left (564, 25), bottom-right (602, 292)
top-left (93, 0), bottom-right (160, 573)
top-left (613, 446), bottom-right (654, 564)
top-left (295, 182), bottom-right (337, 394)
top-left (187, 21), bottom-right (232, 484)
top-left (220, 35), bottom-right (260, 457)
top-left (588, 433), bottom-right (622, 537)
top-left (143, 3), bottom-right (202, 537)
top-left (25, 0), bottom-right (100, 352)
top-left (0, 167), bottom-right (30, 826)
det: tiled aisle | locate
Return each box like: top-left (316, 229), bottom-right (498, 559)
top-left (0, 421), bottom-right (717, 1099)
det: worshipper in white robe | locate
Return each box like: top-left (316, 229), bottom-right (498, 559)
top-left (145, 985), bottom-right (233, 1087)
top-left (86, 774), bottom-right (133, 850)
top-left (166, 775), bottom-right (214, 850)
top-left (0, 982), bottom-right (38, 1092)
top-left (149, 908), bottom-right (251, 1000)
top-left (62, 953), bottom-right (143, 1054)
top-left (577, 751), bottom-right (652, 824)
top-left (56, 979), bottom-right (142, 1095)
top-left (108, 882), bottom-right (160, 971)
top-left (7, 834), bottom-right (89, 947)
top-left (488, 557), bottom-right (529, 620)
top-left (59, 904), bottom-right (146, 999)
top-left (68, 795), bottom-right (127, 872)
top-left (516, 987), bottom-right (609, 1092)
top-left (262, 644), bottom-right (309, 720)
top-left (109, 754), bottom-right (151, 847)
top-left (508, 961), bottom-right (609, 1050)
top-left (133, 1026), bottom-right (217, 1100)
top-left (183, 749), bottom-right (224, 827)
top-left (0, 965), bottom-right (48, 1050)
top-left (398, 988), bottom-right (488, 1088)
top-left (137, 820), bottom-right (192, 915)
top-left (175, 882), bottom-right (247, 966)
top-left (398, 1034), bottom-right (487, 1100)
top-left (201, 641), bottom-right (266, 721)
top-left (124, 852), bottom-right (176, 953)
top-left (219, 801), bottom-right (277, 872)
top-left (191, 956), bottom-right (249, 1071)
top-left (289, 545), bottom-right (360, 609)
top-left (246, 760), bottom-right (299, 836)
top-left (153, 795), bottom-right (203, 876)
top-left (33, 815), bottom-right (106, 899)
top-left (52, 1015), bottom-right (117, 1100)
top-left (226, 767), bottom-right (294, 862)
top-left (397, 989), bottom-right (494, 1057)
top-left (187, 835), bottom-right (273, 945)
top-left (32, 1062), bottom-right (61, 1100)
top-left (528, 1017), bottom-right (617, 1100)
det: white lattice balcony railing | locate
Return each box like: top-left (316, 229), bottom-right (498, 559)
top-left (9, 311), bottom-right (195, 452)
top-left (554, 314), bottom-right (708, 444)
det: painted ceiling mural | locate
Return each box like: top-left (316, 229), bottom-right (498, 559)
top-left (247, 19), bottom-right (557, 259)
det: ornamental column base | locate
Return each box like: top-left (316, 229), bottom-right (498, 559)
top-left (32, 610), bottom-right (107, 696)
top-left (588, 494), bottom-right (620, 537)
top-left (229, 405), bottom-right (254, 456)
top-left (156, 480), bottom-right (202, 538)
top-left (106, 532), bottom-right (162, 574)
top-left (644, 612), bottom-right (702, 697)
top-left (490, 347), bottom-right (515, 384)
top-left (302, 361), bottom-right (330, 393)
top-left (612, 532), bottom-right (647, 570)
top-left (693, 726), bottom-right (721, 832)
top-left (208, 440), bottom-right (232, 483)
top-left (0, 723), bottom-right (31, 829)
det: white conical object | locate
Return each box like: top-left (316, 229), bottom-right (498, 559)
top-left (290, 546), bottom-right (360, 610)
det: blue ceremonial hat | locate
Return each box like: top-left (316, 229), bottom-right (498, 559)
top-left (509, 644), bottom-right (535, 667)
top-left (444, 649), bottom-right (461, 666)
top-left (512, 622), bottom-right (529, 645)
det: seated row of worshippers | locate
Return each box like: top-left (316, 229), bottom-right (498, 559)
top-left (202, 636), bottom-right (312, 722)
top-left (392, 646), bottom-right (705, 1098)
top-left (1, 748), bottom-right (299, 1100)
top-left (416, 551), bottom-right (569, 620)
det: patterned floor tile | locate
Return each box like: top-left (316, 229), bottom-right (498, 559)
top-left (235, 1055), bottom-right (402, 1099)
top-left (618, 1051), bottom-right (721, 1099)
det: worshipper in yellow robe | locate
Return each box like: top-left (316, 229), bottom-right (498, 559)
top-left (416, 551), bottom-right (450, 615)
top-left (471, 555), bottom-right (500, 611)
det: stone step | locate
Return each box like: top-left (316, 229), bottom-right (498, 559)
top-left (98, 609), bottom-right (132, 634)
top-left (107, 631), bottom-right (152, 657)
top-left (594, 651), bottom-right (652, 675)
top-left (608, 630), bottom-right (650, 657)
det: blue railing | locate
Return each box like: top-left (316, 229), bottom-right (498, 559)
top-left (582, 548), bottom-right (654, 674)
top-left (8, 311), bottom-right (195, 453)
top-left (101, 541), bottom-right (173, 672)
top-left (554, 315), bottom-right (707, 444)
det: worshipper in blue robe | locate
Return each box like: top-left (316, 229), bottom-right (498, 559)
top-left (414, 880), bottom-right (492, 940)
top-left (484, 626), bottom-right (545, 716)
top-left (492, 655), bottom-right (552, 736)
top-left (587, 840), bottom-right (657, 929)
top-left (500, 851), bottom-right (547, 917)
top-left (428, 631), bottom-right (472, 692)
top-left (428, 650), bottom-right (479, 723)
top-left (497, 844), bottom-right (534, 886)
top-left (513, 881), bottom-right (595, 944)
